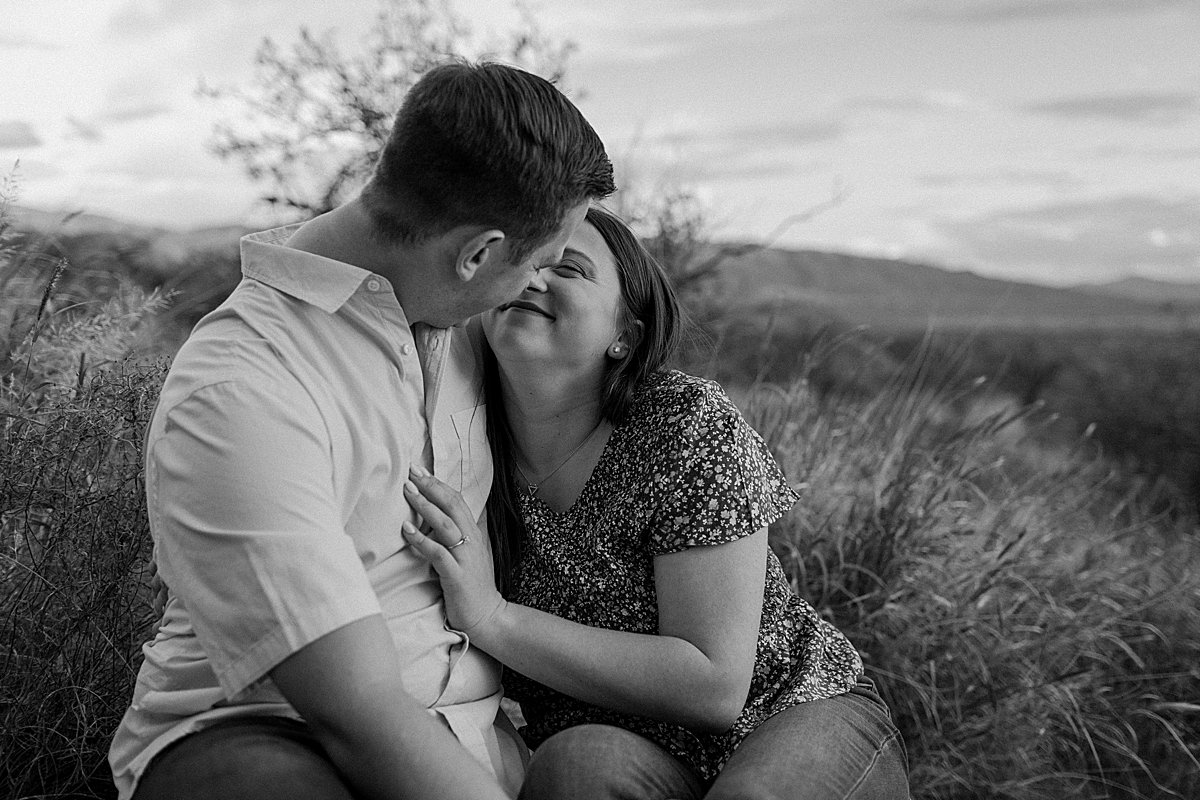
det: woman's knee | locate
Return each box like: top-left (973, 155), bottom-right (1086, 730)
top-left (707, 692), bottom-right (909, 800)
top-left (519, 725), bottom-right (701, 800)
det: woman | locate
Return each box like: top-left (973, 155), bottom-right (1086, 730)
top-left (401, 205), bottom-right (909, 799)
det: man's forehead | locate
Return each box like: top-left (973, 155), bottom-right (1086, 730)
top-left (535, 232), bottom-right (570, 261)
top-left (528, 201), bottom-right (588, 264)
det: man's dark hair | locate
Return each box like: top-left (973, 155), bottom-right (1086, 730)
top-left (361, 60), bottom-right (615, 261)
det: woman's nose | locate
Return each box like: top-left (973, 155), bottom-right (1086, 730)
top-left (526, 266), bottom-right (550, 292)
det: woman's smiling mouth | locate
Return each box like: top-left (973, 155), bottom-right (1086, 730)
top-left (502, 300), bottom-right (555, 319)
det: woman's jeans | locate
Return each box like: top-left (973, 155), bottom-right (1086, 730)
top-left (518, 679), bottom-right (910, 800)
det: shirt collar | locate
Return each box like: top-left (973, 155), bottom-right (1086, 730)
top-left (239, 224), bottom-right (377, 314)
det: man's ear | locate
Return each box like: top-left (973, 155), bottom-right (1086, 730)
top-left (456, 229), bottom-right (506, 282)
top-left (609, 319), bottom-right (645, 360)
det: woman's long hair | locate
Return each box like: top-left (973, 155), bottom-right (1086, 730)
top-left (486, 204), bottom-right (683, 593)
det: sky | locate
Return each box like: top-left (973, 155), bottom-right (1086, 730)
top-left (3, 0), bottom-right (1199, 286)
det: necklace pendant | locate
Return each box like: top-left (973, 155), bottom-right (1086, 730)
top-left (515, 420), bottom-right (604, 503)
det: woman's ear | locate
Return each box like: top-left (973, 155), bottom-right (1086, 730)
top-left (456, 229), bottom-right (506, 282)
top-left (609, 319), bottom-right (645, 360)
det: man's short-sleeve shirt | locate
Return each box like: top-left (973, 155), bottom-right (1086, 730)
top-left (109, 226), bottom-right (514, 797)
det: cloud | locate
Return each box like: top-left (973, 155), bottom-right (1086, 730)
top-left (0, 33), bottom-right (58, 50)
top-left (49, 102), bottom-right (174, 148)
top-left (933, 195), bottom-right (1200, 279)
top-left (610, 117), bottom-right (842, 189)
top-left (567, 0), bottom-right (796, 64)
top-left (917, 168), bottom-right (1084, 190)
top-left (846, 92), bottom-right (996, 116)
top-left (0, 121), bottom-right (42, 149)
top-left (66, 116), bottom-right (104, 143)
top-left (635, 0), bottom-right (789, 29)
top-left (639, 120), bottom-right (845, 178)
top-left (103, 0), bottom-right (308, 75)
top-left (107, 0), bottom-right (234, 38)
top-left (96, 102), bottom-right (173, 125)
top-left (1024, 91), bottom-right (1200, 124)
top-left (847, 95), bottom-right (952, 114)
top-left (617, 118), bottom-right (846, 188)
top-left (723, 121), bottom-right (846, 149)
top-left (903, 0), bottom-right (1192, 23)
top-left (659, 120), bottom-right (847, 153)
top-left (626, 117), bottom-right (845, 162)
top-left (1095, 144), bottom-right (1200, 162)
top-left (565, 0), bottom-right (792, 35)
top-left (4, 158), bottom-right (63, 181)
top-left (701, 157), bottom-right (823, 182)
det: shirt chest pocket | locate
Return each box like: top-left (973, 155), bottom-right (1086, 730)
top-left (432, 404), bottom-right (492, 524)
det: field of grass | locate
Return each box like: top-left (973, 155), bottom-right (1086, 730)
top-left (2, 192), bottom-right (171, 796)
top-left (3, 199), bottom-right (1199, 797)
top-left (900, 329), bottom-right (1200, 515)
top-left (736, 347), bottom-right (1200, 798)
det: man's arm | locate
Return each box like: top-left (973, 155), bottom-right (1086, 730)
top-left (151, 376), bottom-right (507, 800)
top-left (270, 615), bottom-right (509, 800)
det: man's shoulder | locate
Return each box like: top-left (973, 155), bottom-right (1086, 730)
top-left (157, 295), bottom-right (315, 414)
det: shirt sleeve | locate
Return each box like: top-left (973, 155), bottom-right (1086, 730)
top-left (646, 381), bottom-right (800, 556)
top-left (148, 376), bottom-right (381, 699)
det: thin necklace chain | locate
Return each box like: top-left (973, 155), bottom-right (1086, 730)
top-left (514, 422), bottom-right (604, 497)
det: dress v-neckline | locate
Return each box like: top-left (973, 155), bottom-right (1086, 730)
top-left (523, 423), bottom-right (622, 518)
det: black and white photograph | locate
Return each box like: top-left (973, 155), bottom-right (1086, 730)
top-left (3, 2), bottom-right (1198, 798)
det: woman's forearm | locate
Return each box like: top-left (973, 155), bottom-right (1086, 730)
top-left (474, 601), bottom-right (748, 732)
top-left (398, 472), bottom-right (764, 733)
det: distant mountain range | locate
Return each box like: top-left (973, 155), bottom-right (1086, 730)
top-left (8, 205), bottom-right (253, 270)
top-left (1073, 275), bottom-right (1200, 305)
top-left (9, 205), bottom-right (169, 237)
top-left (9, 206), bottom-right (1198, 332)
top-left (714, 247), bottom-right (1200, 332)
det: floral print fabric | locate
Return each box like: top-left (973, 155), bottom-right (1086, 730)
top-left (504, 370), bottom-right (864, 779)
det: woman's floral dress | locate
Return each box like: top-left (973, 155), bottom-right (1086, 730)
top-left (504, 370), bottom-right (864, 779)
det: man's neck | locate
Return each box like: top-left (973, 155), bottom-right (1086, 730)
top-left (286, 199), bottom-right (435, 323)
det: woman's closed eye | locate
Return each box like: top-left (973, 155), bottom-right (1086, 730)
top-left (553, 260), bottom-right (589, 278)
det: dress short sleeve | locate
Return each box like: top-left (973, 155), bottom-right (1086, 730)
top-left (646, 378), bottom-right (800, 556)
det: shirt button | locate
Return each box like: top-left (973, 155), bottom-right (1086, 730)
top-left (400, 343), bottom-right (413, 356)
top-left (366, 278), bottom-right (382, 292)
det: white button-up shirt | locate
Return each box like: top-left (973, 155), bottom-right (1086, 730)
top-left (109, 226), bottom-right (520, 797)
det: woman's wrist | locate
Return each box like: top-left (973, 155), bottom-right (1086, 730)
top-left (460, 594), bottom-right (507, 640)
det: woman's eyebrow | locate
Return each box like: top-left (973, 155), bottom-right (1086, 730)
top-left (562, 248), bottom-right (595, 268)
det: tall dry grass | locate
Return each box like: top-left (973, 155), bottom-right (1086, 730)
top-left (3, 179), bottom-right (1198, 797)
top-left (1, 365), bottom-right (164, 798)
top-left (2, 185), bottom-right (168, 799)
top-left (737, 336), bottom-right (1200, 798)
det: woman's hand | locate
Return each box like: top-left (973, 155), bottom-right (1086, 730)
top-left (402, 465), bottom-right (506, 635)
top-left (147, 545), bottom-right (170, 618)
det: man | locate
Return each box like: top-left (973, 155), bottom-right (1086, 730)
top-left (110, 60), bottom-right (614, 800)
